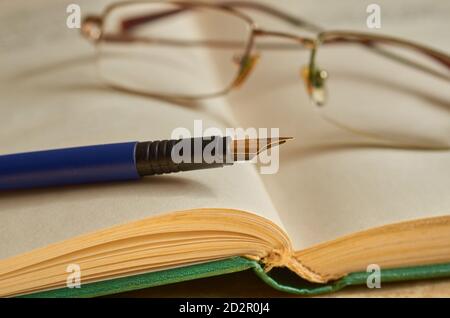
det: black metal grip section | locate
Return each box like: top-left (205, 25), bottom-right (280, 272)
top-left (135, 136), bottom-right (232, 176)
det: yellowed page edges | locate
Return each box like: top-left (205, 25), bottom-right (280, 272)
top-left (296, 215), bottom-right (450, 282)
top-left (0, 208), bottom-right (306, 297)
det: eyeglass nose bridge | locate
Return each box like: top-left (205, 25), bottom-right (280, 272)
top-left (253, 29), bottom-right (316, 48)
top-left (245, 29), bottom-right (329, 104)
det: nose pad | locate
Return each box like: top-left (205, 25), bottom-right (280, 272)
top-left (301, 65), bottom-right (328, 106)
top-left (232, 53), bottom-right (260, 88)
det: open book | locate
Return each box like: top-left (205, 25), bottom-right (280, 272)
top-left (1, 0), bottom-right (449, 297)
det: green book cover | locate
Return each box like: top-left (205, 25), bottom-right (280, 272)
top-left (20, 257), bottom-right (450, 298)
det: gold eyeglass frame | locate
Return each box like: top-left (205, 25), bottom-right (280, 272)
top-left (81, 0), bottom-right (450, 105)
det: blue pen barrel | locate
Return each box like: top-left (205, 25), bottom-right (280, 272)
top-left (0, 142), bottom-right (140, 190)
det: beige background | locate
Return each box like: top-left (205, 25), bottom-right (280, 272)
top-left (1, 0), bottom-right (449, 297)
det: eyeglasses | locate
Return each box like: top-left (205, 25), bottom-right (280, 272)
top-left (81, 1), bottom-right (450, 148)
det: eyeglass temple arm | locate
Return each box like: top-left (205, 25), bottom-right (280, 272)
top-left (118, 1), bottom-right (323, 33)
top-left (219, 1), bottom-right (323, 32)
top-left (120, 7), bottom-right (187, 31)
top-left (321, 32), bottom-right (450, 79)
top-left (80, 7), bottom-right (190, 42)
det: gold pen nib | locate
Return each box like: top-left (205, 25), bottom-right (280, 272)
top-left (231, 137), bottom-right (293, 161)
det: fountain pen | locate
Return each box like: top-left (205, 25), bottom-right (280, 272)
top-left (0, 136), bottom-right (291, 190)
